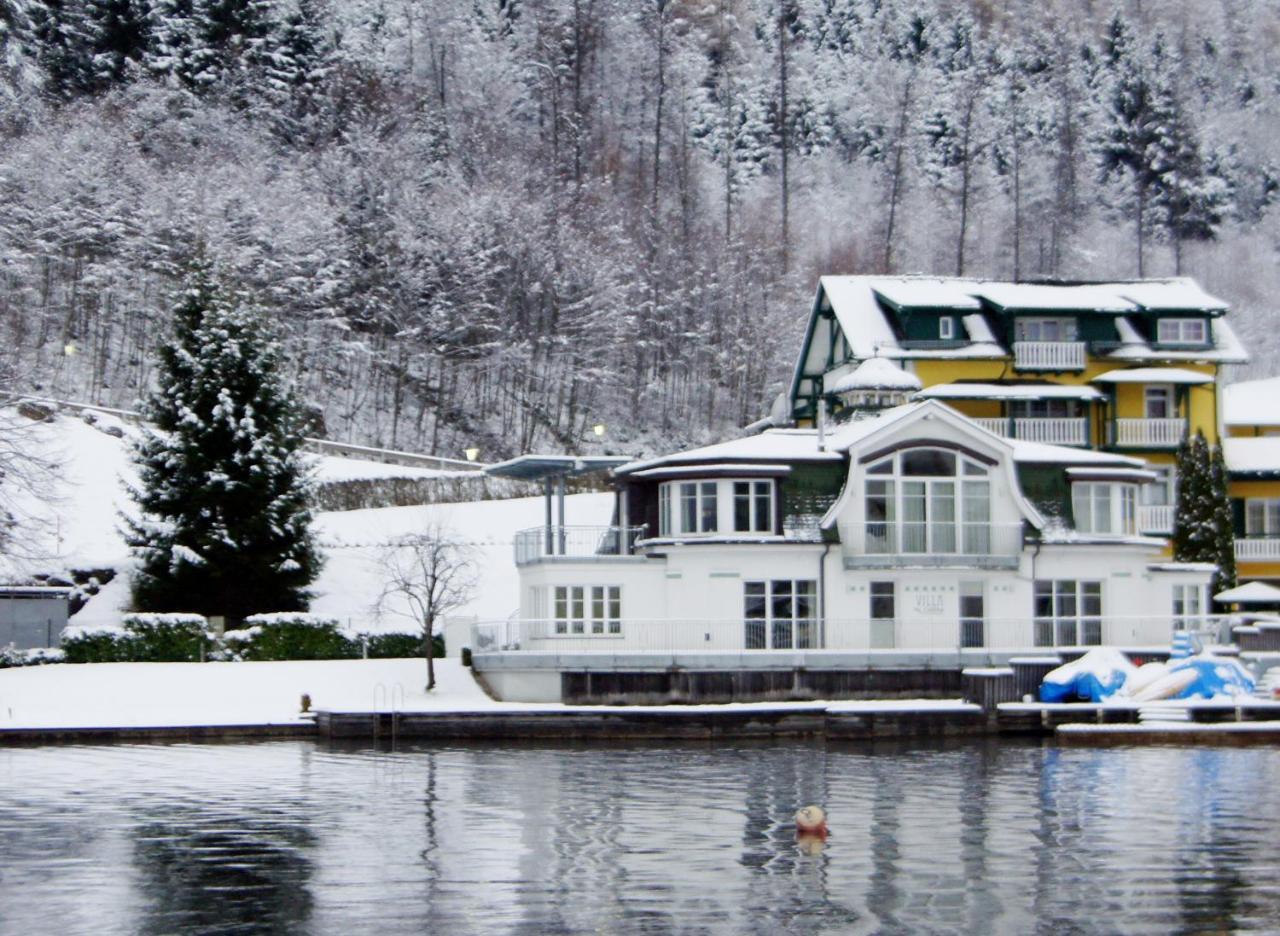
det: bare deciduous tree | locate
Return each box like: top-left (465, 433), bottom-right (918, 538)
top-left (375, 524), bottom-right (478, 691)
top-left (0, 364), bottom-right (58, 565)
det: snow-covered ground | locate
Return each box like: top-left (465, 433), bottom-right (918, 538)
top-left (0, 406), bottom-right (614, 629)
top-left (0, 656), bottom-right (975, 730)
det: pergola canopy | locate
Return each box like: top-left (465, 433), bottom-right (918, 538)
top-left (483, 455), bottom-right (633, 482)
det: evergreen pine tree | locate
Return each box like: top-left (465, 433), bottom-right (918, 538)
top-left (145, 0), bottom-right (198, 86)
top-left (1172, 430), bottom-right (1235, 596)
top-left (1209, 440), bottom-right (1237, 598)
top-left (127, 262), bottom-right (322, 625)
top-left (28, 0), bottom-right (93, 97)
top-left (85, 0), bottom-right (150, 87)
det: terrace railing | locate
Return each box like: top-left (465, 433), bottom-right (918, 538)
top-left (1137, 504), bottom-right (1175, 535)
top-left (839, 521), bottom-right (1024, 568)
top-left (973, 417), bottom-right (1089, 446)
top-left (470, 615), bottom-right (1235, 655)
top-left (1236, 537), bottom-right (1280, 562)
top-left (513, 525), bottom-right (647, 565)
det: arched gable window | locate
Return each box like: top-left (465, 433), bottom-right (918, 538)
top-left (864, 447), bottom-right (992, 554)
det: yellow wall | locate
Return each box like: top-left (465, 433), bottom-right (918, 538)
top-left (945, 400), bottom-right (1003, 420)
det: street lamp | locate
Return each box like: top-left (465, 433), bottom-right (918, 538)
top-left (63, 342), bottom-right (77, 356)
top-left (464, 446), bottom-right (480, 462)
top-left (592, 423), bottom-right (605, 438)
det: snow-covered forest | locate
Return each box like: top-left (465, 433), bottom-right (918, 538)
top-left (1, 0), bottom-right (1278, 459)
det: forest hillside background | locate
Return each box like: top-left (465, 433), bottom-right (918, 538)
top-left (1, 0), bottom-right (1277, 460)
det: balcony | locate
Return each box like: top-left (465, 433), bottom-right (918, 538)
top-left (973, 417), bottom-right (1089, 447)
top-left (514, 525), bottom-right (647, 565)
top-left (1236, 538), bottom-right (1280, 562)
top-left (1013, 341), bottom-right (1086, 371)
top-left (840, 521), bottom-right (1024, 570)
top-left (1137, 504), bottom-right (1175, 535)
top-left (1111, 418), bottom-right (1186, 448)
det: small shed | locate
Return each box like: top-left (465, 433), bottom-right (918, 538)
top-left (0, 586), bottom-right (73, 649)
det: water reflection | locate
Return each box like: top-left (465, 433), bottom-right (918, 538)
top-left (1, 740), bottom-right (1279, 934)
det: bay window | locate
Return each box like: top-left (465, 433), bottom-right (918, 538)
top-left (1072, 482), bottom-right (1137, 535)
top-left (863, 448), bottom-right (992, 554)
top-left (658, 479), bottom-right (775, 537)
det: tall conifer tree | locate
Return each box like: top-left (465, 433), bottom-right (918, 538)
top-left (127, 262), bottom-right (321, 624)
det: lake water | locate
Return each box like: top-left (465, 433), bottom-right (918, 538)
top-left (2, 739), bottom-right (1279, 934)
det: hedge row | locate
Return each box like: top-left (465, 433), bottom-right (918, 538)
top-left (59, 613), bottom-right (443, 664)
top-left (0, 646), bottom-right (66, 668)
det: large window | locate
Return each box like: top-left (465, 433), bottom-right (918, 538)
top-left (1246, 498), bottom-right (1280, 537)
top-left (659, 479), bottom-right (774, 537)
top-left (1015, 318), bottom-right (1077, 342)
top-left (553, 586), bottom-right (621, 636)
top-left (1072, 482), bottom-right (1136, 535)
top-left (1034, 580), bottom-right (1102, 646)
top-left (744, 580), bottom-right (817, 650)
top-left (864, 448), bottom-right (991, 554)
top-left (1157, 318), bottom-right (1207, 345)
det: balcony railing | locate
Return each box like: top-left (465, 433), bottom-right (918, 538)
top-left (839, 521), bottom-right (1024, 568)
top-left (1236, 537), bottom-right (1280, 561)
top-left (513, 525), bottom-right (647, 565)
top-left (973, 417), bottom-right (1089, 446)
top-left (1013, 341), bottom-right (1086, 371)
top-left (1137, 504), bottom-right (1175, 535)
top-left (471, 615), bottom-right (1233, 655)
top-left (1111, 418), bottom-right (1186, 448)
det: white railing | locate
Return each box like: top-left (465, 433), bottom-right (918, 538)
top-left (1236, 538), bottom-right (1280, 561)
top-left (1013, 341), bottom-right (1086, 371)
top-left (972, 417), bottom-right (1088, 446)
top-left (839, 521), bottom-right (1024, 566)
top-left (470, 615), bottom-right (1236, 655)
top-left (513, 525), bottom-right (647, 565)
top-left (1138, 504), bottom-right (1175, 534)
top-left (1112, 418), bottom-right (1186, 447)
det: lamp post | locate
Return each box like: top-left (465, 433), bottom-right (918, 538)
top-left (464, 446), bottom-right (480, 462)
top-left (592, 423), bottom-right (605, 438)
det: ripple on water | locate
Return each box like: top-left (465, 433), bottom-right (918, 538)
top-left (1, 739), bottom-right (1280, 934)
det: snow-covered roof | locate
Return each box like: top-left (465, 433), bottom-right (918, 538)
top-left (917, 383), bottom-right (1104, 401)
top-left (870, 280), bottom-right (982, 311)
top-left (978, 282), bottom-right (1137, 313)
top-left (1007, 439), bottom-right (1144, 467)
top-left (628, 463), bottom-right (793, 479)
top-left (1118, 280), bottom-right (1229, 313)
top-left (1215, 581), bottom-right (1280, 603)
top-left (813, 276), bottom-right (1246, 365)
top-left (1223, 437), bottom-right (1280, 475)
top-left (1091, 367), bottom-right (1215, 385)
top-left (614, 428), bottom-right (845, 476)
top-left (830, 358), bottom-right (922, 393)
top-left (1064, 466), bottom-right (1157, 482)
top-left (1223, 376), bottom-right (1280, 426)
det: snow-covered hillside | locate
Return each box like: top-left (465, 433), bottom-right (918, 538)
top-left (0, 408), bottom-right (612, 629)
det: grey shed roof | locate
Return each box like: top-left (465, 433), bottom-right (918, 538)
top-left (483, 455), bottom-right (634, 481)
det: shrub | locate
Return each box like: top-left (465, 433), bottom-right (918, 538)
top-left (61, 625), bottom-right (132, 663)
top-left (0, 646), bottom-right (66, 668)
top-left (357, 631), bottom-right (445, 659)
top-left (120, 613), bottom-right (212, 662)
top-left (234, 613), bottom-right (355, 661)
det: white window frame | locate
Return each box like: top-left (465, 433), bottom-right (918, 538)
top-left (743, 579), bottom-right (818, 650)
top-left (1157, 318), bottom-right (1208, 345)
top-left (732, 480), bottom-right (774, 533)
top-left (1072, 482), bottom-right (1137, 535)
top-left (1144, 384), bottom-right (1173, 419)
top-left (1034, 580), bottom-right (1103, 646)
top-left (659, 478), bottom-right (775, 538)
top-left (1246, 498), bottom-right (1280, 537)
top-left (1142, 466), bottom-right (1175, 506)
top-left (1172, 584), bottom-right (1204, 630)
top-left (553, 585), bottom-right (621, 636)
top-left (939, 316), bottom-right (955, 340)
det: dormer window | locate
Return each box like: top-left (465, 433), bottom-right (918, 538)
top-left (939, 316), bottom-right (955, 340)
top-left (1015, 318), bottom-right (1077, 342)
top-left (1156, 318), bottom-right (1207, 345)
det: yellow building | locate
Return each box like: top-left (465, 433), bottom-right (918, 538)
top-left (789, 276), bottom-right (1247, 541)
top-left (1223, 376), bottom-right (1280, 584)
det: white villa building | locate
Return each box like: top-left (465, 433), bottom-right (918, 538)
top-left (485, 387), bottom-right (1212, 659)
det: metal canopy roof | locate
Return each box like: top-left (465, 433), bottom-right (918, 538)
top-left (483, 454), bottom-right (633, 481)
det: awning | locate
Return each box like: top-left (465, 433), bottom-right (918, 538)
top-left (916, 382), bottom-right (1104, 401)
top-left (1091, 367), bottom-right (1214, 385)
top-left (1213, 581), bottom-right (1280, 604)
top-left (484, 455), bottom-right (633, 481)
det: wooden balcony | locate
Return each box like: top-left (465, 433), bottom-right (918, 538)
top-left (1012, 341), bottom-right (1086, 371)
top-left (1111, 418), bottom-right (1186, 448)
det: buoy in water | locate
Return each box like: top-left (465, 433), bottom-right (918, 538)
top-left (795, 805), bottom-right (827, 836)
